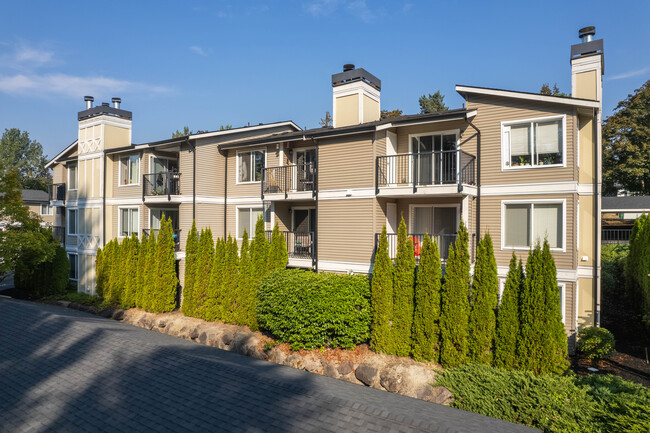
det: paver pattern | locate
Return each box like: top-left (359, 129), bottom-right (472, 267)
top-left (0, 298), bottom-right (538, 432)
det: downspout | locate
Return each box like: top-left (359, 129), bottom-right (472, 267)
top-left (467, 117), bottom-right (481, 245)
top-left (595, 107), bottom-right (601, 327)
top-left (314, 138), bottom-right (319, 272)
top-left (219, 146), bottom-right (228, 240)
top-left (102, 152), bottom-right (107, 247)
top-left (190, 139), bottom-right (196, 221)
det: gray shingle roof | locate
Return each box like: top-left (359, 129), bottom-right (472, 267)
top-left (602, 196), bottom-right (650, 211)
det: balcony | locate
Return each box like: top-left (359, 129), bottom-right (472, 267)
top-left (265, 230), bottom-right (315, 268)
top-left (49, 183), bottom-right (66, 204)
top-left (143, 171), bottom-right (181, 202)
top-left (374, 232), bottom-right (476, 264)
top-left (142, 228), bottom-right (181, 250)
top-left (51, 226), bottom-right (65, 245)
top-left (261, 163), bottom-right (316, 200)
top-left (376, 150), bottom-right (476, 197)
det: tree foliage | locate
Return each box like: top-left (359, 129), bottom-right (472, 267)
top-left (603, 80), bottom-right (650, 195)
top-left (540, 83), bottom-right (569, 97)
top-left (194, 228), bottom-right (214, 319)
top-left (494, 253), bottom-right (522, 370)
top-left (411, 234), bottom-right (442, 362)
top-left (267, 224), bottom-right (288, 272)
top-left (419, 91), bottom-right (448, 113)
top-left (624, 214), bottom-right (650, 332)
top-left (0, 128), bottom-right (51, 191)
top-left (380, 109), bottom-right (403, 119)
top-left (319, 111), bottom-right (332, 127)
top-left (172, 126), bottom-right (192, 138)
top-left (391, 217), bottom-right (415, 356)
top-left (181, 221), bottom-right (198, 317)
top-left (238, 230), bottom-right (254, 327)
top-left (370, 226), bottom-right (394, 354)
top-left (149, 216), bottom-right (178, 312)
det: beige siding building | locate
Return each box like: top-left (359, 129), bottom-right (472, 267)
top-left (46, 28), bottom-right (603, 345)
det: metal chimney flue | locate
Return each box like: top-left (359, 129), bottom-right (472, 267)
top-left (84, 96), bottom-right (94, 109)
top-left (343, 63), bottom-right (355, 72)
top-left (579, 26), bottom-right (595, 43)
top-left (112, 97), bottom-right (121, 109)
top-left (101, 102), bottom-right (109, 107)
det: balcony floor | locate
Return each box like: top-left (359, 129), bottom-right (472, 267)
top-left (377, 184), bottom-right (477, 198)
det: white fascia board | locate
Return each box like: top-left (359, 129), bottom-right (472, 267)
top-left (189, 121), bottom-right (301, 141)
top-left (375, 114), bottom-right (469, 131)
top-left (45, 140), bottom-right (78, 168)
top-left (455, 85), bottom-right (600, 109)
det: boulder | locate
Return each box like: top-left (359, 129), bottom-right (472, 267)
top-left (189, 326), bottom-right (201, 340)
top-left (379, 364), bottom-right (437, 398)
top-left (267, 347), bottom-right (286, 365)
top-left (221, 331), bottom-right (234, 346)
top-left (337, 361), bottom-right (354, 376)
top-left (303, 358), bottom-right (322, 373)
top-left (111, 309), bottom-right (125, 321)
top-left (355, 364), bottom-right (380, 388)
top-left (323, 363), bottom-right (339, 378)
top-left (98, 307), bottom-right (114, 318)
top-left (283, 354), bottom-right (303, 369)
top-left (426, 386), bottom-right (453, 406)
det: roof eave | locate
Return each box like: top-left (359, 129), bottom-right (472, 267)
top-left (455, 85), bottom-right (600, 109)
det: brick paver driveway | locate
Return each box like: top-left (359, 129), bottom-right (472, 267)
top-left (0, 298), bottom-right (537, 433)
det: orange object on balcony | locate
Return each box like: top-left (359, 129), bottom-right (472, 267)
top-left (410, 236), bottom-right (421, 256)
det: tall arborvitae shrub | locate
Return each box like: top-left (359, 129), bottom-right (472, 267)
top-left (411, 234), bottom-right (442, 362)
top-left (150, 216), bottom-right (178, 313)
top-left (517, 243), bottom-right (546, 373)
top-left (625, 214), bottom-right (650, 332)
top-left (136, 232), bottom-right (149, 309)
top-left (392, 217), bottom-right (415, 357)
top-left (140, 230), bottom-right (157, 311)
top-left (371, 226), bottom-right (394, 354)
top-left (494, 253), bottom-right (521, 370)
top-left (468, 233), bottom-right (498, 365)
top-left (193, 228), bottom-right (214, 318)
top-left (238, 230), bottom-right (253, 327)
top-left (222, 235), bottom-right (240, 322)
top-left (181, 221), bottom-right (198, 317)
top-left (95, 247), bottom-right (105, 298)
top-left (204, 236), bottom-right (224, 322)
top-left (121, 234), bottom-right (140, 309)
top-left (106, 239), bottom-right (122, 305)
top-left (541, 240), bottom-right (569, 373)
top-left (267, 224), bottom-right (288, 272)
top-left (250, 215), bottom-right (269, 279)
top-left (439, 221), bottom-right (470, 368)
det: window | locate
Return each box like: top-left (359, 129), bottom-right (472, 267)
top-left (68, 209), bottom-right (77, 235)
top-left (40, 204), bottom-right (53, 215)
top-left (68, 254), bottom-right (78, 280)
top-left (68, 163), bottom-right (78, 190)
top-left (150, 209), bottom-right (179, 231)
top-left (120, 155), bottom-right (140, 186)
top-left (502, 117), bottom-right (564, 169)
top-left (410, 133), bottom-right (458, 184)
top-left (119, 208), bottom-right (139, 237)
top-left (503, 201), bottom-right (563, 249)
top-left (237, 207), bottom-right (264, 238)
top-left (237, 150), bottom-right (264, 183)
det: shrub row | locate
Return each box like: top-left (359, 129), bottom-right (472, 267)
top-left (624, 214), bottom-right (650, 332)
top-left (257, 269), bottom-right (371, 350)
top-left (15, 236), bottom-right (69, 297)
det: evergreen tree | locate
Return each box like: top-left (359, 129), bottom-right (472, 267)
top-left (468, 233), bottom-right (498, 365)
top-left (95, 247), bottom-right (105, 299)
top-left (194, 228), bottom-right (214, 318)
top-left (121, 234), bottom-right (140, 309)
top-left (142, 230), bottom-right (157, 311)
top-left (237, 230), bottom-right (253, 327)
top-left (391, 217), bottom-right (415, 357)
top-left (517, 243), bottom-right (546, 373)
top-left (222, 235), bottom-right (240, 323)
top-left (494, 253), bottom-right (521, 370)
top-left (411, 234), bottom-right (442, 362)
top-left (181, 221), bottom-right (198, 317)
top-left (371, 226), bottom-right (394, 354)
top-left (250, 215), bottom-right (269, 279)
top-left (439, 221), bottom-right (470, 368)
top-left (150, 216), bottom-right (178, 313)
top-left (203, 235), bottom-right (223, 322)
top-left (106, 239), bottom-right (122, 305)
top-left (541, 240), bottom-right (569, 373)
top-left (136, 232), bottom-right (149, 309)
top-left (267, 224), bottom-right (288, 272)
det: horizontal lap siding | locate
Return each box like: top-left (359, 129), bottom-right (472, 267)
top-left (479, 194), bottom-right (576, 270)
top-left (196, 142), bottom-right (224, 196)
top-left (178, 203), bottom-right (194, 251)
top-left (178, 143), bottom-right (194, 197)
top-left (318, 135), bottom-right (375, 190)
top-left (112, 152), bottom-right (144, 199)
top-left (196, 203), bottom-right (225, 238)
top-left (467, 96), bottom-right (576, 185)
top-left (227, 145), bottom-right (280, 198)
top-left (317, 199), bottom-right (375, 264)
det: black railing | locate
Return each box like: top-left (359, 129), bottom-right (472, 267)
top-left (374, 232), bottom-right (477, 263)
top-left (376, 150), bottom-right (475, 193)
top-left (49, 183), bottom-right (66, 202)
top-left (602, 227), bottom-right (633, 244)
top-left (265, 230), bottom-right (315, 261)
top-left (51, 226), bottom-right (65, 244)
top-left (261, 163), bottom-right (316, 198)
top-left (143, 171), bottom-right (181, 199)
top-left (142, 228), bottom-right (181, 249)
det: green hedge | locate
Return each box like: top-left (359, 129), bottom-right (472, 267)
top-left (15, 238), bottom-right (69, 297)
top-left (257, 269), bottom-right (371, 350)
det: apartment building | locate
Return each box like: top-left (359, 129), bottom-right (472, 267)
top-left (47, 27), bottom-right (603, 341)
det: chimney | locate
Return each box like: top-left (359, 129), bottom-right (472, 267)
top-left (84, 96), bottom-right (94, 109)
top-left (579, 26), bottom-right (595, 43)
top-left (570, 26), bottom-right (604, 101)
top-left (112, 97), bottom-right (121, 109)
top-left (331, 65), bottom-right (381, 127)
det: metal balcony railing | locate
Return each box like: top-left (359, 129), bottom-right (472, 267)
top-left (374, 232), bottom-right (476, 263)
top-left (142, 228), bottom-right (181, 250)
top-left (601, 227), bottom-right (633, 244)
top-left (376, 150), bottom-right (476, 193)
top-left (261, 163), bottom-right (316, 198)
top-left (143, 171), bottom-right (181, 199)
top-left (265, 230), bottom-right (315, 262)
top-left (49, 183), bottom-right (66, 202)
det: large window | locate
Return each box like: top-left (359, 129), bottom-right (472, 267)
top-left (120, 155), bottom-right (140, 186)
top-left (119, 207), bottom-right (139, 237)
top-left (410, 132), bottom-right (457, 185)
top-left (68, 163), bottom-right (78, 190)
top-left (237, 150), bottom-right (264, 183)
top-left (237, 207), bottom-right (264, 238)
top-left (40, 204), bottom-right (53, 215)
top-left (68, 209), bottom-right (77, 235)
top-left (502, 116), bottom-right (564, 169)
top-left (68, 254), bottom-right (78, 280)
top-left (503, 201), bottom-right (563, 249)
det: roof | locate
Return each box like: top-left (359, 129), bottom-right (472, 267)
top-left (0, 189), bottom-right (49, 204)
top-left (218, 109), bottom-right (474, 150)
top-left (456, 85), bottom-right (600, 109)
top-left (602, 196), bottom-right (650, 212)
top-left (45, 140), bottom-right (77, 169)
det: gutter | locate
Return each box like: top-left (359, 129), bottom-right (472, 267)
top-left (219, 146), bottom-right (228, 240)
top-left (467, 114), bottom-right (481, 240)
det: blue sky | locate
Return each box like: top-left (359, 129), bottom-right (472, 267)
top-left (1, 0), bottom-right (649, 160)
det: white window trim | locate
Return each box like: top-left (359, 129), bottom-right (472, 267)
top-left (67, 209), bottom-right (78, 235)
top-left (117, 206), bottom-right (140, 239)
top-left (40, 204), bottom-right (53, 216)
top-left (559, 282), bottom-right (566, 325)
top-left (408, 130), bottom-right (460, 184)
top-left (68, 253), bottom-right (78, 281)
top-left (149, 208), bottom-right (179, 230)
top-left (407, 203), bottom-right (461, 234)
top-left (235, 148), bottom-right (267, 185)
top-left (118, 154), bottom-right (141, 187)
top-left (235, 205), bottom-right (265, 239)
top-left (68, 162), bottom-right (78, 191)
top-left (501, 115), bottom-right (567, 172)
top-left (500, 199), bottom-right (566, 252)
